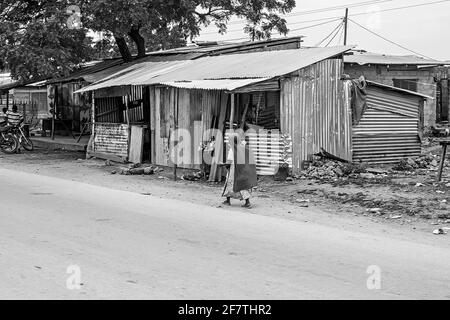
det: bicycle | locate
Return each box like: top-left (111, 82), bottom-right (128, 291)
top-left (11, 121), bottom-right (34, 151)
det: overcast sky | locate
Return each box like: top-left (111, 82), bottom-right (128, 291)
top-left (195, 0), bottom-right (450, 61)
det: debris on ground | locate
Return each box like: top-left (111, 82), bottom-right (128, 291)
top-left (181, 171), bottom-right (204, 181)
top-left (300, 158), bottom-right (376, 180)
top-left (433, 228), bottom-right (447, 235)
top-left (120, 166), bottom-right (156, 175)
top-left (392, 154), bottom-right (440, 172)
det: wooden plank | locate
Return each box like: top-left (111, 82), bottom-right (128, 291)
top-left (95, 86), bottom-right (131, 99)
top-left (129, 125), bottom-right (145, 164)
top-left (230, 93), bottom-right (235, 130)
top-left (209, 92), bottom-right (228, 182)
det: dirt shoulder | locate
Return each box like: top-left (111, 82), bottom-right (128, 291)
top-left (1, 148), bottom-right (449, 246)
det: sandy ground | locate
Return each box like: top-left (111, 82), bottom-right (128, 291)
top-left (1, 168), bottom-right (450, 299)
top-left (0, 148), bottom-right (449, 243)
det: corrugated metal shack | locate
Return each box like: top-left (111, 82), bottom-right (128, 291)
top-left (79, 46), bottom-right (354, 174)
top-left (76, 37), bottom-right (306, 164)
top-left (349, 80), bottom-right (430, 164)
top-left (80, 44), bottom-right (432, 174)
top-left (45, 59), bottom-right (125, 135)
top-left (0, 79), bottom-right (50, 129)
top-left (344, 51), bottom-right (448, 127)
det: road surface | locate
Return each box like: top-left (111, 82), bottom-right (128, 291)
top-left (0, 168), bottom-right (449, 299)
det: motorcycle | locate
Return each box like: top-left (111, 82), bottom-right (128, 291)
top-left (0, 125), bottom-right (19, 154)
top-left (11, 122), bottom-right (34, 151)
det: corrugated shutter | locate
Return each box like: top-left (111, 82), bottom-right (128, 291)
top-left (352, 87), bottom-right (421, 164)
top-left (225, 130), bottom-right (292, 175)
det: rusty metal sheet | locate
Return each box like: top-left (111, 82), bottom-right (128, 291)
top-left (159, 78), bottom-right (271, 91)
top-left (77, 46), bottom-right (353, 93)
top-left (345, 51), bottom-right (447, 66)
top-left (352, 86), bottom-right (421, 164)
top-left (280, 58), bottom-right (351, 173)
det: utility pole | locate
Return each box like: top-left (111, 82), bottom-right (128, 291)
top-left (343, 8), bottom-right (349, 45)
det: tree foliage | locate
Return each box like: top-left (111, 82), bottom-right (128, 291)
top-left (0, 0), bottom-right (296, 80)
top-left (0, 0), bottom-right (93, 80)
top-left (80, 0), bottom-right (296, 60)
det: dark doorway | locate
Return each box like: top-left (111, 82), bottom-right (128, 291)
top-left (437, 79), bottom-right (450, 123)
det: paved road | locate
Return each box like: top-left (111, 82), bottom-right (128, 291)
top-left (0, 168), bottom-right (449, 299)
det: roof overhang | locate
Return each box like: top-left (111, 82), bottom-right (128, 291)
top-left (366, 80), bottom-right (434, 100)
top-left (158, 78), bottom-right (272, 91)
top-left (76, 46), bottom-right (354, 94)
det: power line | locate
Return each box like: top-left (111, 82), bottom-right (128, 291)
top-left (289, 18), bottom-right (343, 33)
top-left (200, 16), bottom-right (339, 36)
top-left (315, 20), bottom-right (344, 46)
top-left (201, 0), bottom-right (450, 36)
top-left (348, 18), bottom-right (436, 59)
top-left (286, 0), bottom-right (450, 28)
top-left (219, 0), bottom-right (390, 29)
top-left (325, 22), bottom-right (345, 47)
top-left (350, 0), bottom-right (450, 18)
top-left (282, 0), bottom-right (391, 17)
top-left (221, 18), bottom-right (342, 42)
top-left (337, 23), bottom-right (345, 45)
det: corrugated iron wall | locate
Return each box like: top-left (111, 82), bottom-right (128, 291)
top-left (352, 86), bottom-right (421, 163)
top-left (280, 58), bottom-right (351, 173)
top-left (95, 96), bottom-right (123, 123)
top-left (225, 131), bottom-right (292, 175)
top-left (124, 85), bottom-right (144, 123)
top-left (151, 87), bottom-right (221, 169)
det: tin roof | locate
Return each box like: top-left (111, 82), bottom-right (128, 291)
top-left (366, 80), bottom-right (433, 99)
top-left (0, 78), bottom-right (49, 92)
top-left (345, 51), bottom-right (447, 66)
top-left (77, 46), bottom-right (353, 93)
top-left (149, 36), bottom-right (303, 55)
top-left (154, 46), bottom-right (353, 80)
top-left (159, 78), bottom-right (271, 91)
top-left (77, 60), bottom-right (192, 92)
top-left (50, 37), bottom-right (304, 85)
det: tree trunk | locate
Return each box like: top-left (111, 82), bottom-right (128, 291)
top-left (114, 35), bottom-right (132, 62)
top-left (128, 27), bottom-right (146, 58)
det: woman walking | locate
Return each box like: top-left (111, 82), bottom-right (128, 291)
top-left (222, 133), bottom-right (257, 208)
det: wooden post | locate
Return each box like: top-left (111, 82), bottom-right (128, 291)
top-left (51, 105), bottom-right (55, 140)
top-left (240, 96), bottom-right (250, 129)
top-left (174, 88), bottom-right (179, 181)
top-left (438, 142), bottom-right (448, 182)
top-left (6, 91), bottom-right (9, 109)
top-left (209, 93), bottom-right (228, 182)
top-left (343, 8), bottom-right (349, 46)
top-left (125, 94), bottom-right (130, 126)
top-left (90, 91), bottom-right (96, 155)
top-left (230, 93), bottom-right (235, 131)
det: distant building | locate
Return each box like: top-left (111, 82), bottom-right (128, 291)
top-left (344, 50), bottom-right (449, 128)
top-left (0, 69), bottom-right (13, 109)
